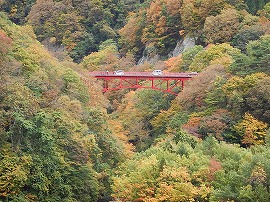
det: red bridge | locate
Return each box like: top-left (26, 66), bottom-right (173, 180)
top-left (90, 71), bottom-right (197, 95)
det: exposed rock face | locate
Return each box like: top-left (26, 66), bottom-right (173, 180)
top-left (137, 36), bottom-right (196, 65)
top-left (171, 36), bottom-right (196, 57)
top-left (137, 43), bottom-right (161, 65)
top-left (137, 54), bottom-right (160, 65)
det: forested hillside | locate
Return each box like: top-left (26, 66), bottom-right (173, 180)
top-left (1, 0), bottom-right (270, 201)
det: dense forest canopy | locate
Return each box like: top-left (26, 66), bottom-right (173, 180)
top-left (0, 0), bottom-right (270, 201)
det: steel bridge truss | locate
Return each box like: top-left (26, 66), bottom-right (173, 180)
top-left (103, 77), bottom-right (189, 95)
top-left (90, 72), bottom-right (195, 95)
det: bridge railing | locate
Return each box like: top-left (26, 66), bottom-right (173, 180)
top-left (89, 71), bottom-right (197, 77)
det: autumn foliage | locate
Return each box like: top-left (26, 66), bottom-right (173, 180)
top-left (1, 0), bottom-right (270, 201)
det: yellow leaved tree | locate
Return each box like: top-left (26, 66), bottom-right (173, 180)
top-left (234, 113), bottom-right (268, 146)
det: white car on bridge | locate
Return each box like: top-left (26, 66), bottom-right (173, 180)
top-left (152, 70), bottom-right (163, 76)
top-left (114, 70), bottom-right (124, 75)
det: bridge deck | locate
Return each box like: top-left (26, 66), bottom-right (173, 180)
top-left (90, 71), bottom-right (196, 79)
top-left (89, 71), bottom-right (198, 95)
